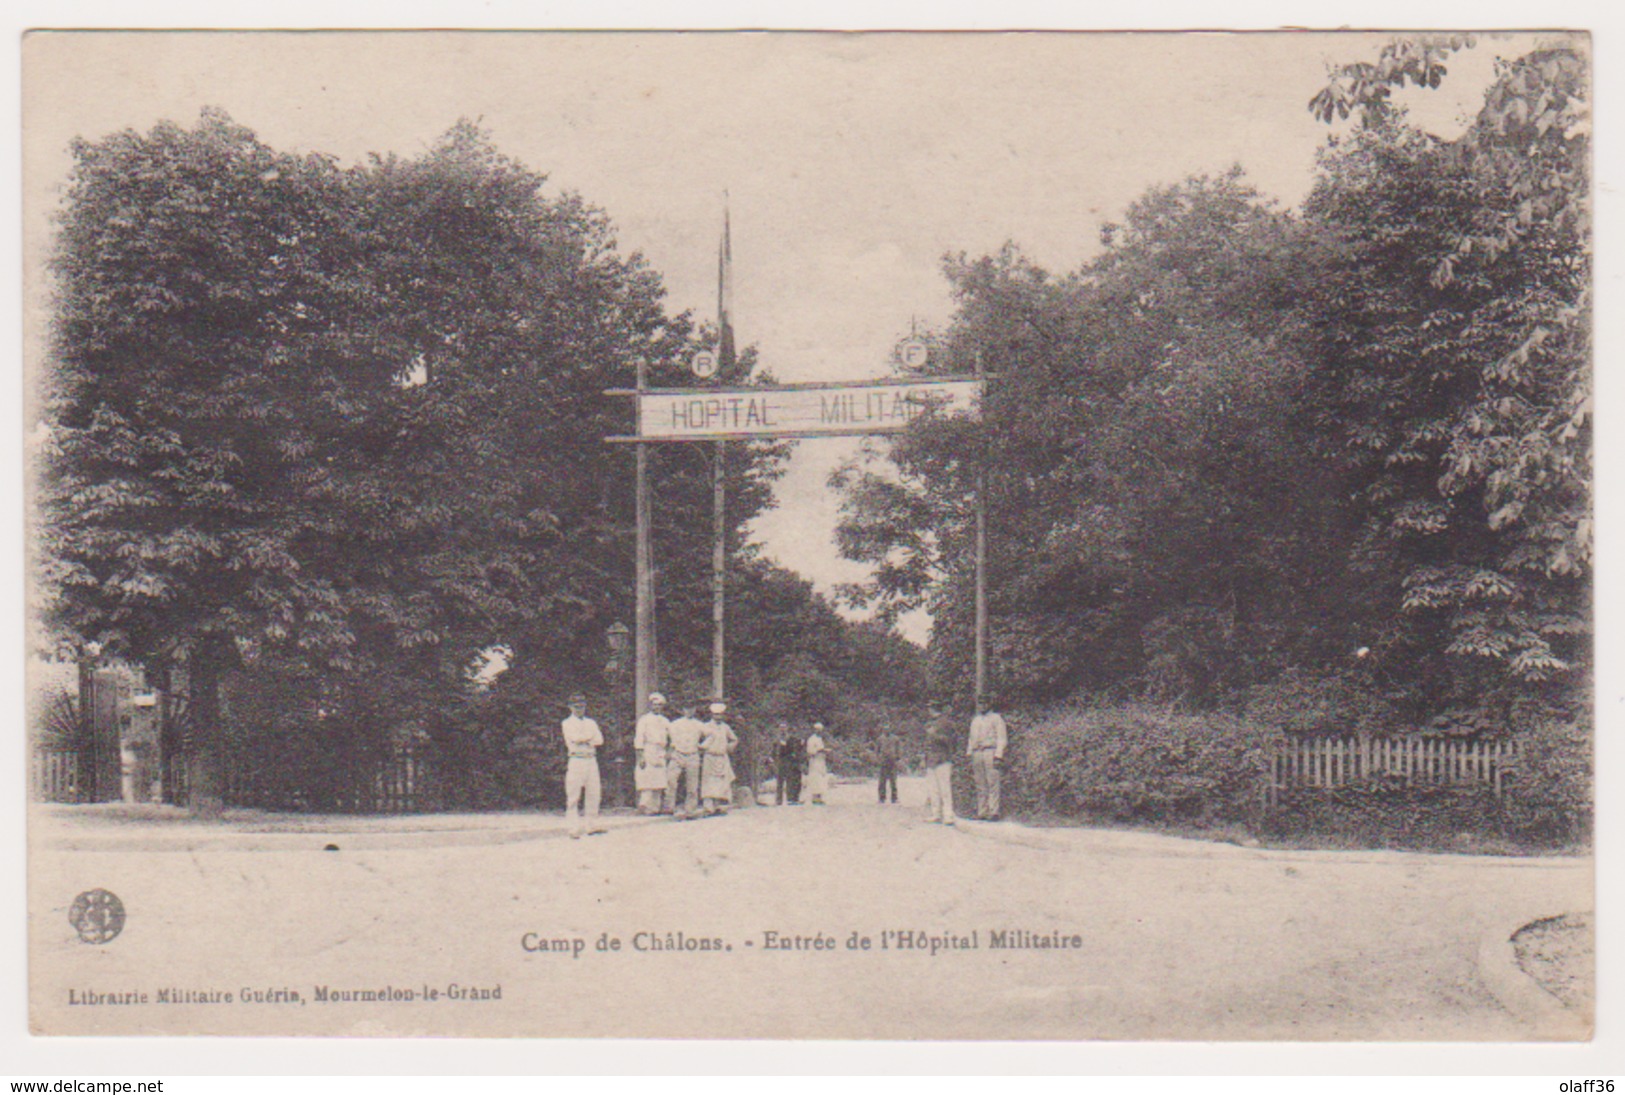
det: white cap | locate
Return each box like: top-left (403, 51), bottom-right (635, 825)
top-left (648, 692), bottom-right (667, 705)
top-left (710, 701), bottom-right (727, 714)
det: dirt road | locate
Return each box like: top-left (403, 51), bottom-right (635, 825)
top-left (29, 778), bottom-right (1590, 1039)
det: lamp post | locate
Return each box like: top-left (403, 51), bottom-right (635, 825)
top-left (605, 621), bottom-right (630, 677)
top-left (604, 621), bottom-right (632, 808)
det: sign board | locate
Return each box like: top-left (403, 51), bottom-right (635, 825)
top-left (899, 339), bottom-right (930, 370)
top-left (690, 350), bottom-right (719, 379)
top-left (632, 377), bottom-right (982, 441)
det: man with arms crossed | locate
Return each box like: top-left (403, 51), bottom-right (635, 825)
top-left (667, 698), bottom-right (706, 819)
top-left (561, 693), bottom-right (606, 838)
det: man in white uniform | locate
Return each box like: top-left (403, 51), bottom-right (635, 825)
top-left (805, 722), bottom-right (831, 805)
top-left (560, 693), bottom-right (605, 838)
top-left (923, 707), bottom-right (957, 826)
top-left (633, 692), bottom-right (672, 815)
top-left (966, 696), bottom-right (1009, 821)
top-left (699, 701), bottom-right (739, 815)
top-left (666, 698), bottom-right (706, 819)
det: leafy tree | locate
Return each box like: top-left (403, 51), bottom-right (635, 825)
top-left (837, 174), bottom-right (1345, 707)
top-left (340, 122), bottom-right (707, 717)
top-left (39, 111), bottom-right (767, 810)
top-left (835, 37), bottom-right (1590, 739)
top-left (1302, 41), bottom-right (1590, 706)
top-left (1308, 34), bottom-right (1476, 125)
top-left (715, 558), bottom-right (925, 725)
top-left (41, 109), bottom-right (383, 810)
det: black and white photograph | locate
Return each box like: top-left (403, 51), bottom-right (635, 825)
top-left (18, 24), bottom-right (1597, 1054)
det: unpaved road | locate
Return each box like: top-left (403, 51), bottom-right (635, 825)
top-left (29, 778), bottom-right (1590, 1039)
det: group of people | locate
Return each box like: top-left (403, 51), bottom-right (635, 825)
top-left (559, 691), bottom-right (739, 838)
top-left (920, 700), bottom-right (1009, 826)
top-left (632, 693), bottom-right (740, 821)
top-left (557, 690), bottom-right (1010, 837)
top-left (770, 721), bottom-right (833, 805)
top-left (769, 700), bottom-right (1008, 820)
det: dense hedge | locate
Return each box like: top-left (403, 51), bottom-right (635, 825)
top-left (1500, 702), bottom-right (1592, 844)
top-left (1001, 703), bottom-right (1274, 827)
top-left (995, 700), bottom-right (1590, 850)
top-left (1261, 782), bottom-right (1582, 849)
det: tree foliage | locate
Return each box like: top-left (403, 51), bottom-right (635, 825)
top-left (40, 109), bottom-right (921, 810)
top-left (839, 172), bottom-right (1349, 706)
top-left (835, 39), bottom-right (1590, 732)
top-left (1303, 40), bottom-right (1590, 701)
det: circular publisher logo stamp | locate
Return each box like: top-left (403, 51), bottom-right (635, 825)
top-left (69, 888), bottom-right (126, 945)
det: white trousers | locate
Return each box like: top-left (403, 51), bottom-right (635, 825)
top-left (924, 762), bottom-right (956, 822)
top-left (667, 752), bottom-right (701, 815)
top-left (565, 757), bottom-right (601, 833)
top-left (972, 751), bottom-right (1001, 818)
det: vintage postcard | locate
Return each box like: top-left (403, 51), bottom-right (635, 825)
top-left (22, 29), bottom-right (1594, 1042)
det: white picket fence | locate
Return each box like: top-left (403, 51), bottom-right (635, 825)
top-left (1268, 736), bottom-right (1515, 806)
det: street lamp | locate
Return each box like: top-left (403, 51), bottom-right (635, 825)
top-left (604, 621), bottom-right (632, 809)
top-left (605, 621), bottom-right (630, 676)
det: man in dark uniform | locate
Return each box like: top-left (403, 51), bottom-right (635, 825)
top-left (774, 721), bottom-right (804, 805)
top-left (875, 724), bottom-right (902, 804)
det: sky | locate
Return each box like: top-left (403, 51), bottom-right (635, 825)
top-left (22, 29), bottom-right (1550, 641)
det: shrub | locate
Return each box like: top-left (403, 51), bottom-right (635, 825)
top-left (1254, 692), bottom-right (1589, 849)
top-left (1504, 700), bottom-right (1592, 843)
top-left (1240, 668), bottom-right (1403, 738)
top-left (1264, 783), bottom-right (1514, 849)
top-left (1007, 702), bottom-right (1274, 826)
top-left (998, 691), bottom-right (1590, 851)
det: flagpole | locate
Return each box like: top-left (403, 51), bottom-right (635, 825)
top-left (635, 356), bottom-right (655, 738)
top-left (974, 348), bottom-right (988, 703)
top-left (712, 439), bottom-right (725, 703)
top-left (712, 194), bottom-right (732, 706)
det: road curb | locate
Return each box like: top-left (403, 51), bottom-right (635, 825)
top-left (948, 817), bottom-right (1077, 853)
top-left (946, 813), bottom-right (1588, 870)
top-left (1474, 911), bottom-right (1592, 1040)
top-left (38, 813), bottom-right (671, 854)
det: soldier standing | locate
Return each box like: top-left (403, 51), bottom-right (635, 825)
top-left (699, 701), bottom-right (739, 814)
top-left (922, 707), bottom-right (957, 827)
top-left (805, 722), bottom-right (831, 805)
top-left (962, 695), bottom-right (1001, 815)
top-left (666, 698), bottom-right (706, 819)
top-left (773, 721), bottom-right (804, 805)
top-left (633, 692), bottom-right (672, 815)
top-left (560, 693), bottom-right (605, 838)
top-left (966, 696), bottom-right (1009, 820)
top-left (875, 724), bottom-right (902, 805)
